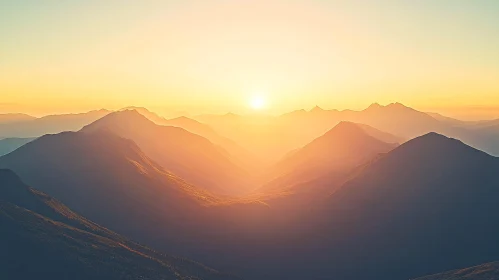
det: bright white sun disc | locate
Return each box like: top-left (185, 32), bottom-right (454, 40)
top-left (250, 95), bottom-right (267, 110)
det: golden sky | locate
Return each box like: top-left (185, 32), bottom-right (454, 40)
top-left (1, 0), bottom-right (499, 118)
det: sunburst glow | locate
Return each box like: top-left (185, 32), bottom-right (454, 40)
top-left (250, 95), bottom-right (268, 110)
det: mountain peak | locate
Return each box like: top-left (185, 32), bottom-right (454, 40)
top-left (365, 102), bottom-right (413, 111)
top-left (386, 102), bottom-right (411, 110)
top-left (366, 102), bottom-right (383, 110)
top-left (81, 109), bottom-right (153, 133)
top-left (390, 131), bottom-right (491, 161)
top-left (310, 105), bottom-right (324, 112)
top-left (409, 132), bottom-right (457, 146)
top-left (326, 121), bottom-right (365, 136)
top-left (169, 116), bottom-right (199, 123)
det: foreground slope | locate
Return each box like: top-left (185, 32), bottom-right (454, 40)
top-left (0, 169), bottom-right (239, 280)
top-left (81, 110), bottom-right (253, 195)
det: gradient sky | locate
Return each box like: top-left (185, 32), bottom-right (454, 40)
top-left (1, 0), bottom-right (499, 118)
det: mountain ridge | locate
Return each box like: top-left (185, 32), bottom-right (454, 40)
top-left (0, 168), bottom-right (240, 280)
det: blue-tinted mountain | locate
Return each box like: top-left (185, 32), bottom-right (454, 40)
top-left (297, 132), bottom-right (499, 280)
top-left (0, 110), bottom-right (110, 138)
top-left (0, 169), bottom-right (239, 280)
top-left (0, 137), bottom-right (36, 156)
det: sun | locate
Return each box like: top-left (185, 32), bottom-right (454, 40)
top-left (249, 95), bottom-right (267, 110)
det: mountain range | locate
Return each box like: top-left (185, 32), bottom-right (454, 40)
top-left (0, 113), bottom-right (36, 123)
top-left (259, 121), bottom-right (398, 194)
top-left (2, 104), bottom-right (499, 279)
top-left (81, 110), bottom-right (253, 195)
top-left (121, 107), bottom-right (261, 173)
top-left (0, 110), bottom-right (110, 138)
top-left (194, 103), bottom-right (499, 165)
top-left (0, 127), bottom-right (269, 274)
top-left (295, 132), bottom-right (499, 280)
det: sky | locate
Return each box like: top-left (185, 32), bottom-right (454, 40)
top-left (1, 0), bottom-right (499, 118)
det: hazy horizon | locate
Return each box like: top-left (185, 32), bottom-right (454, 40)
top-left (2, 0), bottom-right (499, 119)
top-left (2, 102), bottom-right (499, 122)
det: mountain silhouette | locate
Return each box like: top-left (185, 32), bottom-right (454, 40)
top-left (0, 137), bottom-right (35, 156)
top-left (0, 130), bottom-right (222, 240)
top-left (296, 132), bottom-right (499, 280)
top-left (120, 107), bottom-right (260, 172)
top-left (81, 110), bottom-right (253, 195)
top-left (0, 109), bottom-right (110, 138)
top-left (196, 102), bottom-right (499, 164)
top-left (0, 130), bottom-right (268, 274)
top-left (350, 102), bottom-right (442, 137)
top-left (0, 169), bottom-right (239, 280)
top-left (260, 122), bottom-right (398, 194)
top-left (0, 113), bottom-right (36, 123)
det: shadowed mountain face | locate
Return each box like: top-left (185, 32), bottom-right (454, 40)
top-left (0, 110), bottom-right (110, 138)
top-left (259, 122), bottom-right (398, 194)
top-left (290, 133), bottom-right (499, 280)
top-left (0, 137), bottom-right (35, 156)
top-left (413, 261), bottom-right (499, 280)
top-left (81, 110), bottom-right (253, 195)
top-left (0, 169), bottom-right (239, 280)
top-left (0, 131), bottom-right (223, 235)
top-left (0, 130), bottom-right (269, 274)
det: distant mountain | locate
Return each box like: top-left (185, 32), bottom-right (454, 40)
top-left (81, 110), bottom-right (253, 195)
top-left (347, 102), bottom-right (442, 137)
top-left (0, 169), bottom-right (239, 280)
top-left (196, 103), bottom-right (499, 163)
top-left (355, 122), bottom-right (405, 144)
top-left (164, 116), bottom-right (261, 173)
top-left (259, 122), bottom-right (397, 194)
top-left (122, 108), bottom-right (254, 166)
top-left (123, 106), bottom-right (260, 172)
top-left (426, 112), bottom-right (468, 127)
top-left (165, 116), bottom-right (224, 139)
top-left (0, 113), bottom-right (36, 124)
top-left (0, 110), bottom-right (110, 138)
top-left (298, 133), bottom-right (499, 280)
top-left (194, 112), bottom-right (328, 165)
top-left (413, 261), bottom-right (499, 280)
top-left (0, 137), bottom-right (35, 156)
